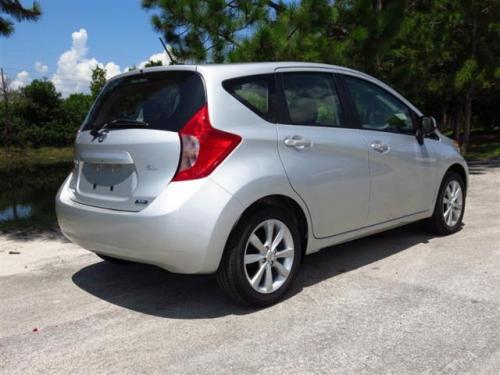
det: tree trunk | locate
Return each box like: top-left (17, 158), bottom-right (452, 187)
top-left (452, 108), bottom-right (461, 143)
top-left (373, 0), bottom-right (383, 70)
top-left (442, 109), bottom-right (448, 132)
top-left (461, 16), bottom-right (478, 155)
top-left (461, 86), bottom-right (473, 154)
top-left (1, 68), bottom-right (11, 145)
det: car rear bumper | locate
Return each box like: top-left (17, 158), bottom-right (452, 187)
top-left (56, 174), bottom-right (243, 274)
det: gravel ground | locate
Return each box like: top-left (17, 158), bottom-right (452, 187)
top-left (1, 161), bottom-right (499, 374)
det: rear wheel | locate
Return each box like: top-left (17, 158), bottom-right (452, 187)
top-left (96, 254), bottom-right (132, 265)
top-left (427, 171), bottom-right (465, 235)
top-left (217, 207), bottom-right (302, 307)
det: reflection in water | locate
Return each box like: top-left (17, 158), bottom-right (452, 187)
top-left (0, 205), bottom-right (32, 221)
top-left (0, 162), bottom-right (72, 231)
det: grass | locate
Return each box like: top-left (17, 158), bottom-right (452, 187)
top-left (441, 129), bottom-right (500, 161)
top-left (465, 131), bottom-right (500, 161)
top-left (0, 146), bottom-right (73, 169)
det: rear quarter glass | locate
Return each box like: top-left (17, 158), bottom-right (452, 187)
top-left (222, 74), bottom-right (276, 123)
top-left (83, 71), bottom-right (206, 132)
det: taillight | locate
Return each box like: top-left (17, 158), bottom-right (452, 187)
top-left (173, 104), bottom-right (241, 181)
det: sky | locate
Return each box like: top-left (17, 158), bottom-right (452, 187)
top-left (0, 0), bottom-right (171, 96)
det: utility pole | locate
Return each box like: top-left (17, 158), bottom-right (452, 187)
top-left (1, 68), bottom-right (11, 144)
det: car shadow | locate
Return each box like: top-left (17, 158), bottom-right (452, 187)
top-left (72, 222), bottom-right (444, 319)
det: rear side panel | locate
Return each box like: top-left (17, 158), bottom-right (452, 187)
top-left (199, 67), bottom-right (315, 253)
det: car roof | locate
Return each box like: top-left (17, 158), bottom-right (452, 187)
top-left (111, 62), bottom-right (366, 81)
top-left (109, 62), bottom-right (423, 116)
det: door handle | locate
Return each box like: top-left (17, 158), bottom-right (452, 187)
top-left (284, 136), bottom-right (312, 150)
top-left (370, 141), bottom-right (390, 154)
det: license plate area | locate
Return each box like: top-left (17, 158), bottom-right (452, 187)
top-left (79, 162), bottom-right (137, 198)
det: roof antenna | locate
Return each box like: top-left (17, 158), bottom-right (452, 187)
top-left (159, 37), bottom-right (177, 65)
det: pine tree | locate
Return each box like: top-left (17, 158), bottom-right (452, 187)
top-left (0, 0), bottom-right (41, 37)
top-left (390, 0), bottom-right (500, 151)
top-left (141, 0), bottom-right (285, 63)
top-left (142, 0), bottom-right (499, 150)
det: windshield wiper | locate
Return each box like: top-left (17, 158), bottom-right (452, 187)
top-left (90, 118), bottom-right (149, 136)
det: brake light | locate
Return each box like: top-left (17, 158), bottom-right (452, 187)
top-left (173, 104), bottom-right (241, 181)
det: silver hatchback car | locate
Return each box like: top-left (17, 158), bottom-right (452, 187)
top-left (57, 62), bottom-right (468, 306)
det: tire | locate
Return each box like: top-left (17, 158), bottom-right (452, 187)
top-left (426, 171), bottom-right (465, 235)
top-left (96, 253), bottom-right (132, 265)
top-left (217, 206), bottom-right (303, 307)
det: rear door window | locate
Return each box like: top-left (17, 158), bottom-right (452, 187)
top-left (281, 72), bottom-right (345, 127)
top-left (83, 71), bottom-right (205, 132)
top-left (223, 74), bottom-right (276, 122)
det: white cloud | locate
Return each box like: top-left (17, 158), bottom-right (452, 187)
top-left (51, 28), bottom-right (122, 97)
top-left (103, 62), bottom-right (122, 79)
top-left (10, 70), bottom-right (31, 90)
top-left (138, 51), bottom-right (171, 69)
top-left (10, 29), bottom-right (173, 96)
top-left (34, 62), bottom-right (49, 75)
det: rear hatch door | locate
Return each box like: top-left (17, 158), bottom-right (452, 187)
top-left (69, 69), bottom-right (205, 211)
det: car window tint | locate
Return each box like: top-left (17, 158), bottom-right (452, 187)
top-left (234, 81), bottom-right (268, 113)
top-left (344, 76), bottom-right (413, 134)
top-left (83, 71), bottom-right (205, 132)
top-left (223, 75), bottom-right (275, 122)
top-left (282, 73), bottom-right (344, 127)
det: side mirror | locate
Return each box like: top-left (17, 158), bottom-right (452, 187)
top-left (421, 116), bottom-right (437, 135)
top-left (416, 116), bottom-right (437, 145)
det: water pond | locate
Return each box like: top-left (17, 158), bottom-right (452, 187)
top-left (0, 162), bottom-right (73, 232)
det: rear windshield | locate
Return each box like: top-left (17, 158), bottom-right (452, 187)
top-left (83, 71), bottom-right (205, 132)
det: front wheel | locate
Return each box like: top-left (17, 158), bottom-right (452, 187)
top-left (217, 207), bottom-right (302, 307)
top-left (426, 171), bottom-right (466, 235)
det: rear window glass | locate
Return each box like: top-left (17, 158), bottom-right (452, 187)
top-left (223, 74), bottom-right (275, 122)
top-left (83, 71), bottom-right (205, 132)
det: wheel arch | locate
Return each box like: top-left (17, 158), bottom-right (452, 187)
top-left (446, 163), bottom-right (468, 193)
top-left (430, 161), bottom-right (469, 216)
top-left (225, 194), bottom-right (310, 262)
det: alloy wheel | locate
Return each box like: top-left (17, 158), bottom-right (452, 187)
top-left (442, 180), bottom-right (463, 227)
top-left (243, 219), bottom-right (295, 294)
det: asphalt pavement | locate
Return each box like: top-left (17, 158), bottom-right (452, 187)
top-left (1, 160), bottom-right (499, 374)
